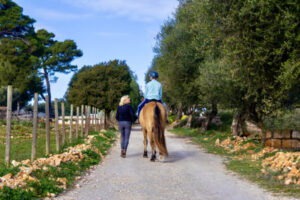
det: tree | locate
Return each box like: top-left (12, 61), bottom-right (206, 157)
top-left (153, 4), bottom-right (201, 121)
top-left (129, 72), bottom-right (142, 112)
top-left (0, 36), bottom-right (44, 110)
top-left (0, 0), bottom-right (35, 40)
top-left (0, 0), bottom-right (45, 110)
top-left (66, 60), bottom-right (133, 128)
top-left (221, 0), bottom-right (300, 138)
top-left (35, 29), bottom-right (82, 116)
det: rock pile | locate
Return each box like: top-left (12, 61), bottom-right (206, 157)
top-left (215, 137), bottom-right (300, 185)
top-left (251, 147), bottom-right (277, 160)
top-left (215, 136), bottom-right (256, 153)
top-left (0, 135), bottom-right (98, 190)
top-left (262, 152), bottom-right (300, 185)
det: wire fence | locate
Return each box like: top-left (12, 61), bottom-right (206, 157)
top-left (0, 85), bottom-right (107, 167)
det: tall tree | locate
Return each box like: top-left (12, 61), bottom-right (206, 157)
top-left (0, 0), bottom-right (45, 109)
top-left (129, 72), bottom-right (142, 112)
top-left (35, 29), bottom-right (82, 116)
top-left (221, 0), bottom-right (300, 138)
top-left (66, 60), bottom-right (133, 128)
top-left (0, 0), bottom-right (35, 40)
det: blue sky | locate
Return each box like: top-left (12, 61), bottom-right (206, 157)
top-left (14, 0), bottom-right (178, 99)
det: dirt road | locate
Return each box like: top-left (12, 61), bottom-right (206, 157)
top-left (57, 126), bottom-right (294, 200)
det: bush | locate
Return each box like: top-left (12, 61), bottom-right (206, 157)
top-left (263, 108), bottom-right (300, 130)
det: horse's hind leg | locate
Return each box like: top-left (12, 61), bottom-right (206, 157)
top-left (143, 128), bottom-right (148, 158)
top-left (149, 137), bottom-right (156, 162)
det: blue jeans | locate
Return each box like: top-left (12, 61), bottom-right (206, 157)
top-left (118, 121), bottom-right (132, 150)
top-left (137, 99), bottom-right (163, 117)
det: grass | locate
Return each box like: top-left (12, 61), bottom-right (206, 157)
top-left (0, 129), bottom-right (117, 200)
top-left (169, 112), bottom-right (300, 198)
top-left (0, 120), bottom-right (81, 165)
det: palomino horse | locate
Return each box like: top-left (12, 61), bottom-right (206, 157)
top-left (139, 101), bottom-right (168, 161)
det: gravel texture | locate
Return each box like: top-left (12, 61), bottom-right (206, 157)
top-left (57, 126), bottom-right (295, 200)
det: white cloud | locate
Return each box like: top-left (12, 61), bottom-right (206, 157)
top-left (61, 0), bottom-right (178, 21)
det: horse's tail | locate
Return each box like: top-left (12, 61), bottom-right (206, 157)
top-left (153, 104), bottom-right (168, 156)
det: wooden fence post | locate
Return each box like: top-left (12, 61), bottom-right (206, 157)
top-left (76, 106), bottom-right (79, 139)
top-left (85, 105), bottom-right (89, 136)
top-left (94, 108), bottom-right (97, 131)
top-left (5, 85), bottom-right (13, 166)
top-left (31, 93), bottom-right (38, 161)
top-left (45, 95), bottom-right (50, 155)
top-left (96, 109), bottom-right (99, 131)
top-left (81, 105), bottom-right (84, 137)
top-left (54, 99), bottom-right (60, 152)
top-left (61, 102), bottom-right (66, 145)
top-left (69, 104), bottom-right (73, 142)
top-left (89, 106), bottom-right (91, 132)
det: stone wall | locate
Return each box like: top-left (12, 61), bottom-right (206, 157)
top-left (265, 130), bottom-right (300, 150)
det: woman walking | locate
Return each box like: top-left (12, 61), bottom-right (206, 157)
top-left (116, 95), bottom-right (137, 158)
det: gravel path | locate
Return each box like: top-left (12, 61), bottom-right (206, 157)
top-left (57, 126), bottom-right (294, 200)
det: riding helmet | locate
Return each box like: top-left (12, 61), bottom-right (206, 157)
top-left (149, 71), bottom-right (159, 79)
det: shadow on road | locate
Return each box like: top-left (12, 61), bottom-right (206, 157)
top-left (164, 151), bottom-right (196, 163)
top-left (126, 150), bottom-right (196, 163)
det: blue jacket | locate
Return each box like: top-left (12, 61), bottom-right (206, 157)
top-left (145, 80), bottom-right (162, 100)
top-left (116, 104), bottom-right (137, 122)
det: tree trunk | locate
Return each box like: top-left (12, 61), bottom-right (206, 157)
top-left (185, 105), bottom-right (195, 128)
top-left (17, 102), bottom-right (20, 116)
top-left (176, 107), bottom-right (183, 122)
top-left (185, 115), bottom-right (193, 128)
top-left (231, 111), bottom-right (246, 136)
top-left (43, 68), bottom-right (53, 118)
top-left (257, 120), bottom-right (266, 145)
top-left (200, 103), bottom-right (217, 133)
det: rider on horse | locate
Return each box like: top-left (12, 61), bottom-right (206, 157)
top-left (137, 71), bottom-right (165, 118)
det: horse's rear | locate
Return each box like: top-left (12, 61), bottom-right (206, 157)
top-left (139, 102), bottom-right (168, 161)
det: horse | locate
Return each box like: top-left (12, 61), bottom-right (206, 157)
top-left (139, 101), bottom-right (168, 162)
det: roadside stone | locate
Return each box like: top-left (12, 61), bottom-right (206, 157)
top-left (273, 131), bottom-right (282, 139)
top-left (266, 131), bottom-right (272, 139)
top-left (281, 140), bottom-right (293, 149)
top-left (271, 139), bottom-right (281, 148)
top-left (284, 178), bottom-right (292, 185)
top-left (281, 130), bottom-right (291, 139)
top-left (292, 130), bottom-right (300, 139)
top-left (292, 140), bottom-right (300, 149)
top-left (2, 173), bottom-right (12, 180)
top-left (11, 160), bottom-right (20, 167)
top-left (265, 139), bottom-right (271, 147)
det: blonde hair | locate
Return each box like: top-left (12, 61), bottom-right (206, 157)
top-left (119, 95), bottom-right (129, 106)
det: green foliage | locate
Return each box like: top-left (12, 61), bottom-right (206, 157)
top-left (263, 108), bottom-right (300, 130)
top-left (0, 0), bottom-right (35, 39)
top-left (0, 0), bottom-right (45, 108)
top-left (66, 60), bottom-right (133, 112)
top-left (152, 0), bottom-right (300, 130)
top-left (0, 186), bottom-right (35, 200)
top-left (129, 72), bottom-right (142, 112)
top-left (0, 165), bottom-right (20, 177)
top-left (0, 130), bottom-right (117, 198)
top-left (34, 29), bottom-right (82, 115)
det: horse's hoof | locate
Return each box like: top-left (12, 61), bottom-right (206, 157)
top-left (158, 155), bottom-right (166, 162)
top-left (143, 151), bottom-right (148, 158)
top-left (150, 155), bottom-right (156, 161)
